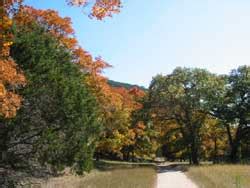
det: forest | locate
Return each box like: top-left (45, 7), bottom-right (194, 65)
top-left (0, 0), bottom-right (249, 187)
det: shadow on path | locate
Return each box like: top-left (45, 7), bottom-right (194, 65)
top-left (157, 163), bottom-right (189, 174)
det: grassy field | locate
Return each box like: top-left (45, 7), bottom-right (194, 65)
top-left (186, 165), bottom-right (250, 188)
top-left (25, 161), bottom-right (250, 188)
top-left (39, 161), bottom-right (157, 188)
top-left (79, 167), bottom-right (156, 188)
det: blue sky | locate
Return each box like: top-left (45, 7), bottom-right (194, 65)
top-left (25, 0), bottom-right (250, 87)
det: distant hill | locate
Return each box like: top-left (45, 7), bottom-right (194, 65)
top-left (108, 80), bottom-right (147, 91)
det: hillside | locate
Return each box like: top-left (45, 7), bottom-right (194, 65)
top-left (108, 80), bottom-right (147, 91)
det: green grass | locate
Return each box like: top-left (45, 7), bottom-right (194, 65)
top-left (186, 165), bottom-right (250, 188)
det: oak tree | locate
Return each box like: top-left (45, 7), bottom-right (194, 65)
top-left (148, 67), bottom-right (225, 164)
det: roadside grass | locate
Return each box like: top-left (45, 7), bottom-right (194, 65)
top-left (39, 160), bottom-right (157, 188)
top-left (186, 164), bottom-right (250, 188)
top-left (79, 167), bottom-right (156, 188)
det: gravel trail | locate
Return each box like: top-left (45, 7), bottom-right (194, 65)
top-left (157, 164), bottom-right (198, 188)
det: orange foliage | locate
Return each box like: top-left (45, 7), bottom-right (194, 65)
top-left (0, 1), bottom-right (26, 118)
top-left (91, 0), bottom-right (121, 20)
top-left (0, 59), bottom-right (25, 118)
top-left (67, 0), bottom-right (121, 20)
top-left (0, 59), bottom-right (25, 86)
top-left (95, 85), bottom-right (145, 157)
top-left (112, 86), bottom-right (145, 110)
top-left (134, 121), bottom-right (146, 136)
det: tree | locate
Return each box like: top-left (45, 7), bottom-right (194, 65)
top-left (0, 0), bottom-right (122, 118)
top-left (214, 66), bottom-right (250, 163)
top-left (12, 5), bottom-right (146, 162)
top-left (0, 23), bottom-right (101, 174)
top-left (148, 67), bottom-right (225, 164)
top-left (13, 5), bottom-right (115, 109)
top-left (95, 86), bottom-right (146, 161)
top-left (200, 117), bottom-right (227, 163)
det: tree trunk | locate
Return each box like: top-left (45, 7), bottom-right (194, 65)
top-left (225, 124), bottom-right (241, 163)
top-left (230, 146), bottom-right (239, 163)
top-left (226, 124), bottom-right (233, 148)
top-left (189, 122), bottom-right (200, 165)
top-left (213, 138), bottom-right (218, 164)
top-left (188, 147), bottom-right (192, 164)
top-left (229, 127), bottom-right (241, 163)
top-left (190, 142), bottom-right (199, 165)
top-left (95, 152), bottom-right (100, 161)
top-left (0, 123), bottom-right (9, 166)
top-left (230, 141), bottom-right (240, 163)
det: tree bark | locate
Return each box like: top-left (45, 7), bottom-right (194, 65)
top-left (229, 126), bottom-right (241, 163)
top-left (190, 121), bottom-right (200, 165)
top-left (226, 124), bottom-right (233, 148)
top-left (190, 141), bottom-right (199, 165)
top-left (0, 125), bottom-right (8, 166)
top-left (213, 138), bottom-right (218, 164)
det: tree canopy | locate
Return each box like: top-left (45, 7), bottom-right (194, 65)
top-left (147, 67), bottom-right (226, 164)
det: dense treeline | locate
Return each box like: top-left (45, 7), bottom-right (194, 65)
top-left (0, 3), bottom-right (150, 176)
top-left (0, 1), bottom-right (249, 181)
top-left (141, 66), bottom-right (250, 164)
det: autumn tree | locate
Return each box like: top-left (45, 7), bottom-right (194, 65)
top-left (138, 92), bottom-right (191, 161)
top-left (95, 86), bottom-right (146, 161)
top-left (147, 67), bottom-right (225, 164)
top-left (130, 102), bottom-right (159, 161)
top-left (200, 117), bottom-right (227, 163)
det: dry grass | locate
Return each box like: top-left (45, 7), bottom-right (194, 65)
top-left (38, 161), bottom-right (156, 188)
top-left (186, 165), bottom-right (250, 188)
top-left (79, 167), bottom-right (156, 188)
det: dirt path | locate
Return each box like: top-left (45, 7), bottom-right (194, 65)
top-left (157, 164), bottom-right (198, 188)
